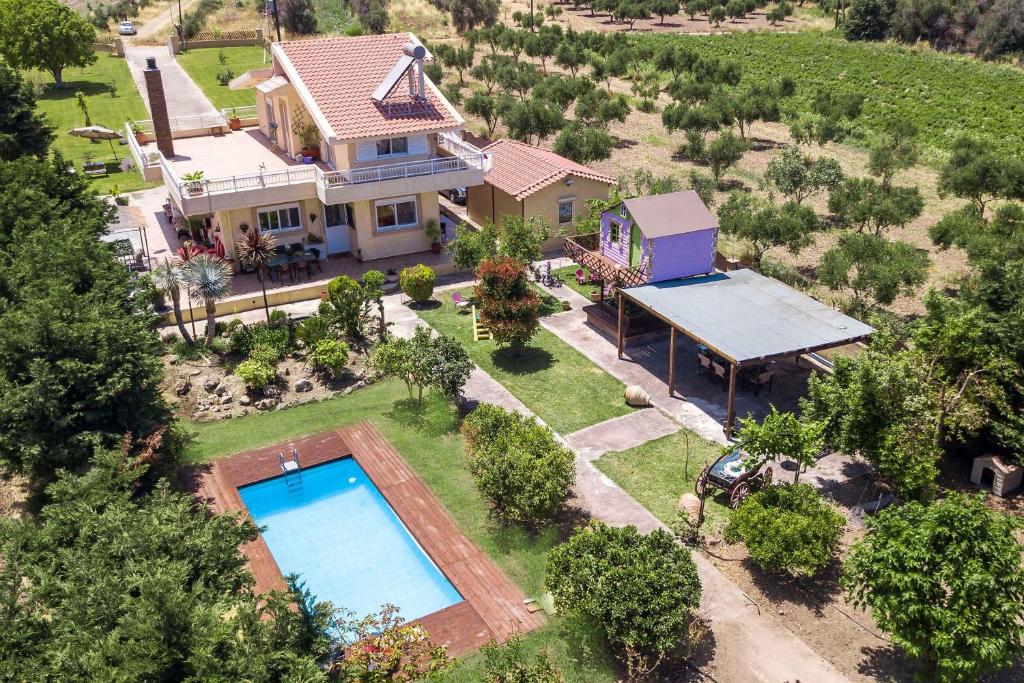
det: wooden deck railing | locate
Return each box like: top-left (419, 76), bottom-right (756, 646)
top-left (564, 234), bottom-right (648, 288)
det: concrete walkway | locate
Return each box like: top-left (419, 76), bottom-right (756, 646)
top-left (124, 47), bottom-right (220, 118)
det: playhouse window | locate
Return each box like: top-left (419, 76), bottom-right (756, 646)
top-left (609, 223), bottom-right (620, 243)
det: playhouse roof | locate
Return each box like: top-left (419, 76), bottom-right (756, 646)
top-left (621, 269), bottom-right (874, 365)
top-left (622, 191), bottom-right (718, 238)
top-left (482, 140), bottom-right (614, 201)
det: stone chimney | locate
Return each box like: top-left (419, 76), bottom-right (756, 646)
top-left (143, 57), bottom-right (174, 158)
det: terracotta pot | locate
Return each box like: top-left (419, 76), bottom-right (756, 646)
top-left (134, 132), bottom-right (146, 145)
top-left (301, 147), bottom-right (320, 160)
top-left (431, 242), bottom-right (442, 254)
top-left (228, 117), bottom-right (241, 131)
top-left (590, 291), bottom-right (603, 303)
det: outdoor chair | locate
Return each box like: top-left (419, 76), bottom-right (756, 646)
top-left (575, 268), bottom-right (587, 284)
top-left (697, 353), bottom-right (712, 376)
top-left (452, 291), bottom-right (472, 312)
top-left (752, 370), bottom-right (775, 396)
top-left (712, 361), bottom-right (727, 384)
top-left (307, 248), bottom-right (323, 273)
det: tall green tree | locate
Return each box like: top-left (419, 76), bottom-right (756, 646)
top-left (937, 135), bottom-right (1024, 214)
top-left (553, 122), bottom-right (615, 164)
top-left (734, 406), bottom-right (823, 482)
top-left (716, 191), bottom-right (821, 268)
top-left (818, 232), bottom-right (928, 309)
top-left (761, 147), bottom-right (844, 205)
top-left (0, 157), bottom-right (170, 477)
top-left (0, 0), bottom-right (97, 88)
top-left (0, 61), bottom-right (54, 160)
top-left (843, 493), bottom-right (1024, 682)
top-left (181, 253), bottom-right (233, 346)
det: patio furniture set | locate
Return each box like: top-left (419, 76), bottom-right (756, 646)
top-left (696, 345), bottom-right (775, 396)
top-left (264, 244), bottom-right (323, 284)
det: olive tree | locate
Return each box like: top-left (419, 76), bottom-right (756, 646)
top-left (0, 0), bottom-right (96, 88)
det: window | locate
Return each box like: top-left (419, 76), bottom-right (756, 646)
top-left (324, 203), bottom-right (348, 227)
top-left (375, 137), bottom-right (409, 158)
top-left (558, 198), bottom-right (574, 224)
top-left (609, 222), bottom-right (620, 243)
top-left (257, 204), bottom-right (302, 234)
top-left (375, 196), bottom-right (418, 232)
top-left (618, 203), bottom-right (628, 218)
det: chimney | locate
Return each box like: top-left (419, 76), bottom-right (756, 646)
top-left (402, 42), bottom-right (427, 102)
top-left (143, 57), bottom-right (174, 158)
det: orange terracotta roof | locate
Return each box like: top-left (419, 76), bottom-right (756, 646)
top-left (277, 34), bottom-right (462, 142)
top-left (482, 139), bottom-right (615, 201)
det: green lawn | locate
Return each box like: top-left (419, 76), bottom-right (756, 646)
top-left (31, 52), bottom-right (157, 195)
top-left (176, 46), bottom-right (270, 110)
top-left (552, 264), bottom-right (601, 301)
top-left (413, 288), bottom-right (632, 435)
top-left (595, 429), bottom-right (733, 535)
top-left (184, 378), bottom-right (618, 681)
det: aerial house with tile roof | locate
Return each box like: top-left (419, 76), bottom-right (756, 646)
top-left (467, 140), bottom-right (614, 251)
top-left (130, 34), bottom-right (489, 265)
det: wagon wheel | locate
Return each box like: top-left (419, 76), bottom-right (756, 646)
top-left (729, 482), bottom-right (750, 509)
top-left (761, 466), bottom-right (773, 488)
top-left (695, 468), bottom-right (709, 497)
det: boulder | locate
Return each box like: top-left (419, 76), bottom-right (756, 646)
top-left (295, 339), bottom-right (306, 350)
top-left (214, 384), bottom-right (227, 396)
top-left (255, 398), bottom-right (276, 411)
top-left (203, 377), bottom-right (220, 393)
top-left (294, 378), bottom-right (313, 393)
top-left (263, 386), bottom-right (281, 398)
top-left (174, 380), bottom-right (191, 396)
top-left (239, 395), bottom-right (252, 407)
top-left (168, 355), bottom-right (179, 365)
top-left (219, 393), bottom-right (233, 405)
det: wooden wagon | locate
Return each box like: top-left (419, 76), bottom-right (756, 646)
top-left (695, 448), bottom-right (773, 509)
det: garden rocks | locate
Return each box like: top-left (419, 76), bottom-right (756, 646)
top-left (263, 386), bottom-right (281, 398)
top-left (168, 355), bottom-right (179, 365)
top-left (214, 384), bottom-right (227, 397)
top-left (294, 379), bottom-right (313, 393)
top-left (239, 395), bottom-right (252, 407)
top-left (255, 398), bottom-right (277, 411)
top-left (174, 380), bottom-right (191, 396)
top-left (218, 393), bottom-right (233, 405)
top-left (295, 340), bottom-right (306, 350)
top-left (203, 377), bottom-right (220, 393)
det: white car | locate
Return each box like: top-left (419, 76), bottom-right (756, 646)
top-left (118, 21), bottom-right (137, 36)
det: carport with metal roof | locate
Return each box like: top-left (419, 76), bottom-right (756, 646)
top-left (615, 269), bottom-right (874, 436)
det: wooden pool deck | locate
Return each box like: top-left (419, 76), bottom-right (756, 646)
top-left (191, 422), bottom-right (544, 656)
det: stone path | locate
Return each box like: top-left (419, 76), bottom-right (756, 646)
top-left (124, 46), bottom-right (220, 118)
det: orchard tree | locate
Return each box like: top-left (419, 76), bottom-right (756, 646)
top-left (827, 176), bottom-right (924, 236)
top-left (716, 192), bottom-right (821, 268)
top-left (555, 36), bottom-right (588, 76)
top-left (614, 0), bottom-right (651, 29)
top-left (937, 135), bottom-right (1024, 214)
top-left (0, 0), bottom-right (96, 88)
top-left (449, 0), bottom-right (500, 32)
top-left (790, 89), bottom-right (864, 146)
top-left (725, 483), bottom-right (845, 577)
top-left (464, 92), bottom-right (501, 137)
top-left (709, 4), bottom-right (727, 25)
top-left (554, 122), bottom-right (614, 163)
top-left (868, 118), bottom-right (920, 187)
top-left (651, 0), bottom-right (681, 23)
top-left (705, 131), bottom-right (749, 184)
top-left (843, 494), bottom-right (1024, 682)
top-left (734, 406), bottom-right (823, 483)
top-left (500, 97), bottom-right (565, 144)
top-left (818, 232), bottom-right (928, 309)
top-left (547, 523), bottom-right (703, 678)
top-left (761, 147), bottom-right (844, 205)
top-left (0, 62), bottom-right (54, 160)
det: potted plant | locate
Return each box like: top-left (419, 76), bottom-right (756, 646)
top-left (385, 268), bottom-right (399, 283)
top-left (295, 121), bottom-right (320, 161)
top-left (182, 170), bottom-right (205, 196)
top-left (128, 120), bottom-right (145, 145)
top-left (424, 218), bottom-right (442, 254)
top-left (111, 184), bottom-right (128, 206)
top-left (227, 108), bottom-right (242, 131)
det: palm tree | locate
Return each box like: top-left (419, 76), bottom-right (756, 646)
top-left (152, 258), bottom-right (194, 347)
top-left (235, 229), bottom-right (278, 322)
top-left (182, 254), bottom-right (233, 346)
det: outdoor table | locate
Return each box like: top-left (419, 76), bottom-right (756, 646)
top-left (267, 251), bottom-right (317, 283)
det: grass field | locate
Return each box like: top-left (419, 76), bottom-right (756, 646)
top-left (176, 46), bottom-right (270, 110)
top-left (413, 288), bottom-right (632, 435)
top-left (184, 378), bottom-right (618, 681)
top-left (31, 52), bottom-right (157, 195)
top-left (654, 31), bottom-right (1024, 158)
top-left (595, 429), bottom-right (733, 535)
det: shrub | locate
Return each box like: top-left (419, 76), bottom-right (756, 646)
top-left (296, 314), bottom-right (332, 347)
top-left (724, 483), bottom-right (845, 577)
top-left (370, 327), bottom-right (473, 402)
top-left (309, 338), bottom-right (349, 378)
top-left (546, 522), bottom-right (703, 676)
top-left (229, 321), bottom-right (291, 357)
top-left (248, 344), bottom-right (281, 366)
top-left (475, 257), bottom-right (540, 352)
top-left (235, 358), bottom-right (276, 390)
top-left (400, 263), bottom-right (437, 304)
top-left (481, 635), bottom-right (563, 683)
top-left (461, 404), bottom-right (575, 526)
top-left (325, 275), bottom-right (365, 338)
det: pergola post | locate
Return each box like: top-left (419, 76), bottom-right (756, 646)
top-left (616, 290), bottom-right (624, 360)
top-left (724, 362), bottom-right (737, 438)
top-left (668, 327), bottom-right (676, 397)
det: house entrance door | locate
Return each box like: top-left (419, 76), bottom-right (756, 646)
top-left (630, 225), bottom-right (643, 267)
top-left (324, 203), bottom-right (351, 255)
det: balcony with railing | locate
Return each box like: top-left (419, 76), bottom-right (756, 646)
top-left (136, 125), bottom-right (490, 215)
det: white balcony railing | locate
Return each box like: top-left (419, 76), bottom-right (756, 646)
top-left (221, 104), bottom-right (258, 120)
top-left (132, 112), bottom-right (228, 135)
top-left (321, 153), bottom-right (487, 188)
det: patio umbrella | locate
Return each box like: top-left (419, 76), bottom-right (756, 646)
top-left (68, 125), bottom-right (123, 163)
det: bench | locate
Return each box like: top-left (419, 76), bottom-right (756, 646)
top-left (83, 161), bottom-right (108, 177)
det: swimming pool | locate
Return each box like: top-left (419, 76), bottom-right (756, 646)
top-left (238, 457), bottom-right (463, 621)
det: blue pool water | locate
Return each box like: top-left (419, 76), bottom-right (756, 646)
top-left (238, 457), bottom-right (462, 620)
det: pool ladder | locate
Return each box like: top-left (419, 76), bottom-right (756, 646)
top-left (279, 448), bottom-right (302, 487)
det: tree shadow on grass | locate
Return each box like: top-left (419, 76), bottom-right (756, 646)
top-left (384, 396), bottom-right (459, 438)
top-left (743, 556), bottom-right (844, 617)
top-left (407, 299), bottom-right (441, 311)
top-left (491, 346), bottom-right (556, 375)
top-left (38, 78), bottom-right (116, 102)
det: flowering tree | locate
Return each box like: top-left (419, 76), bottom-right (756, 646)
top-left (334, 604), bottom-right (451, 681)
top-left (475, 256), bottom-right (540, 353)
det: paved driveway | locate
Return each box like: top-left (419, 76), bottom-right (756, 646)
top-left (123, 47), bottom-right (219, 118)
